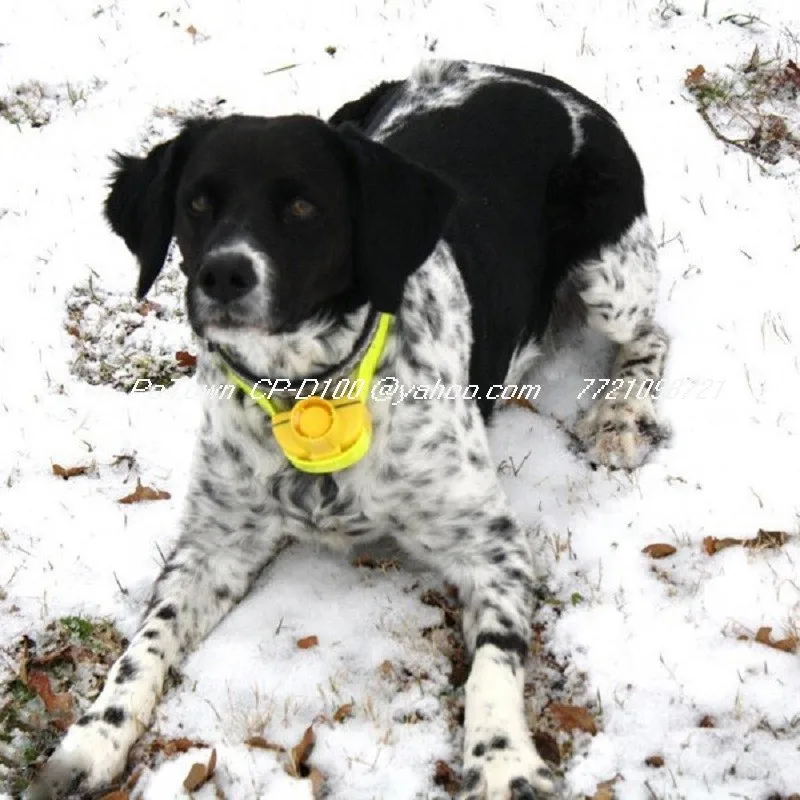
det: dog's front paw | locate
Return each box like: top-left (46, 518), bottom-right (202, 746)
top-left (458, 737), bottom-right (560, 800)
top-left (25, 720), bottom-right (128, 800)
top-left (573, 395), bottom-right (669, 470)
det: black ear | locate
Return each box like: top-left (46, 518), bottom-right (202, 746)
top-left (337, 123), bottom-right (456, 313)
top-left (104, 119), bottom-right (213, 298)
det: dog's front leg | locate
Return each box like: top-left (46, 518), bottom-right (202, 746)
top-left (431, 511), bottom-right (560, 800)
top-left (26, 479), bottom-right (287, 800)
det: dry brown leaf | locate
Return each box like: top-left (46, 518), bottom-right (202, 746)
top-left (176, 350), bottom-right (198, 368)
top-left (752, 626), bottom-right (799, 654)
top-left (433, 760), bottom-right (459, 793)
top-left (183, 748), bottom-right (216, 791)
top-left (27, 671), bottom-right (73, 714)
top-left (772, 636), bottom-right (799, 653)
top-left (52, 463), bottom-right (89, 480)
top-left (504, 396), bottom-right (537, 413)
top-left (27, 670), bottom-right (74, 729)
top-left (533, 730), bottom-right (560, 765)
top-left (549, 703), bottom-right (598, 735)
top-left (119, 479), bottom-right (171, 504)
top-left (99, 792), bottom-right (129, 800)
top-left (645, 754), bottom-right (665, 768)
top-left (642, 543), bottom-right (677, 559)
top-left (286, 726), bottom-right (315, 778)
top-left (138, 300), bottom-right (160, 315)
top-left (685, 64), bottom-right (706, 87)
top-left (332, 703), bottom-right (354, 723)
top-left (183, 762), bottom-right (207, 792)
top-left (297, 635), bottom-right (319, 650)
top-left (755, 626), bottom-right (773, 645)
top-left (592, 774), bottom-right (623, 800)
top-left (151, 737), bottom-right (207, 757)
top-left (699, 714), bottom-right (716, 728)
top-left (703, 536), bottom-right (742, 555)
top-left (307, 767), bottom-right (325, 798)
top-left (378, 659), bottom-right (394, 678)
top-left (29, 644), bottom-right (91, 668)
top-left (245, 736), bottom-right (285, 752)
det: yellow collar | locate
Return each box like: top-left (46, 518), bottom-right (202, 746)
top-left (214, 313), bottom-right (393, 474)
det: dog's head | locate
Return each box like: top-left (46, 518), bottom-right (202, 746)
top-left (104, 115), bottom-right (455, 371)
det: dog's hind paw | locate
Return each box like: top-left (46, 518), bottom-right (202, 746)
top-left (573, 395), bottom-right (669, 470)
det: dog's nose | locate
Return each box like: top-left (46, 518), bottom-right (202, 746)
top-left (197, 254), bottom-right (257, 304)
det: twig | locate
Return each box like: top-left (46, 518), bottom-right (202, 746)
top-left (697, 106), bottom-right (753, 155)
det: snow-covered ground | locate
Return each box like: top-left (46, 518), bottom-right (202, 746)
top-left (1, 1), bottom-right (799, 798)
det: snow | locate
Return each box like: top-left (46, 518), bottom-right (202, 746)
top-left (2, 0), bottom-right (800, 798)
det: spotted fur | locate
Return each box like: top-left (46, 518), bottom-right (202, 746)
top-left (28, 59), bottom-right (669, 799)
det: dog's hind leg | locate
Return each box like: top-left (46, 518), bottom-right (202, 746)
top-left (571, 214), bottom-right (670, 469)
top-left (25, 458), bottom-right (288, 799)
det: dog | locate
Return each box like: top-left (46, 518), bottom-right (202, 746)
top-left (27, 60), bottom-right (669, 799)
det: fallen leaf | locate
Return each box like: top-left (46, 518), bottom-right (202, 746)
top-left (99, 792), bottom-right (129, 800)
top-left (183, 763), bottom-right (207, 792)
top-left (533, 730), bottom-right (560, 765)
top-left (378, 659), bottom-right (394, 678)
top-left (52, 463), bottom-right (89, 480)
top-left (755, 626), bottom-right (773, 645)
top-left (151, 737), bottom-right (207, 757)
top-left (433, 760), bottom-right (459, 793)
top-left (771, 636), bottom-right (800, 653)
top-left (286, 726), bottom-right (315, 778)
top-left (504, 396), bottom-right (538, 413)
top-left (119, 479), bottom-right (171, 504)
top-left (698, 714), bottom-right (716, 728)
top-left (784, 60), bottom-right (800, 88)
top-left (685, 64), bottom-right (706, 87)
top-left (245, 736), bottom-right (284, 752)
top-left (307, 767), bottom-right (325, 797)
top-left (549, 703), bottom-right (598, 735)
top-left (752, 626), bottom-right (799, 654)
top-left (183, 748), bottom-right (216, 791)
top-left (642, 543), bottom-right (677, 559)
top-left (30, 644), bottom-right (93, 667)
top-left (332, 703), bottom-right (354, 723)
top-left (592, 774), bottom-right (623, 800)
top-left (297, 635), bottom-right (318, 650)
top-left (176, 350), bottom-right (197, 368)
top-left (26, 670), bottom-right (74, 729)
top-left (645, 754), bottom-right (665, 768)
top-left (352, 554), bottom-right (376, 568)
top-left (138, 300), bottom-right (160, 315)
top-left (703, 536), bottom-right (742, 555)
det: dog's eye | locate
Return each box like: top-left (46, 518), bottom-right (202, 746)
top-left (283, 197), bottom-right (318, 222)
top-left (188, 194), bottom-right (212, 216)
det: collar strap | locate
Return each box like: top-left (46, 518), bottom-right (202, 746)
top-left (208, 308), bottom-right (380, 399)
top-left (213, 312), bottom-right (394, 474)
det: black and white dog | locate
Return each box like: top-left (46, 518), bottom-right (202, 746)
top-left (29, 60), bottom-right (669, 799)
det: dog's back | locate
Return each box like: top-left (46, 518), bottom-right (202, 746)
top-left (331, 60), bottom-right (650, 414)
